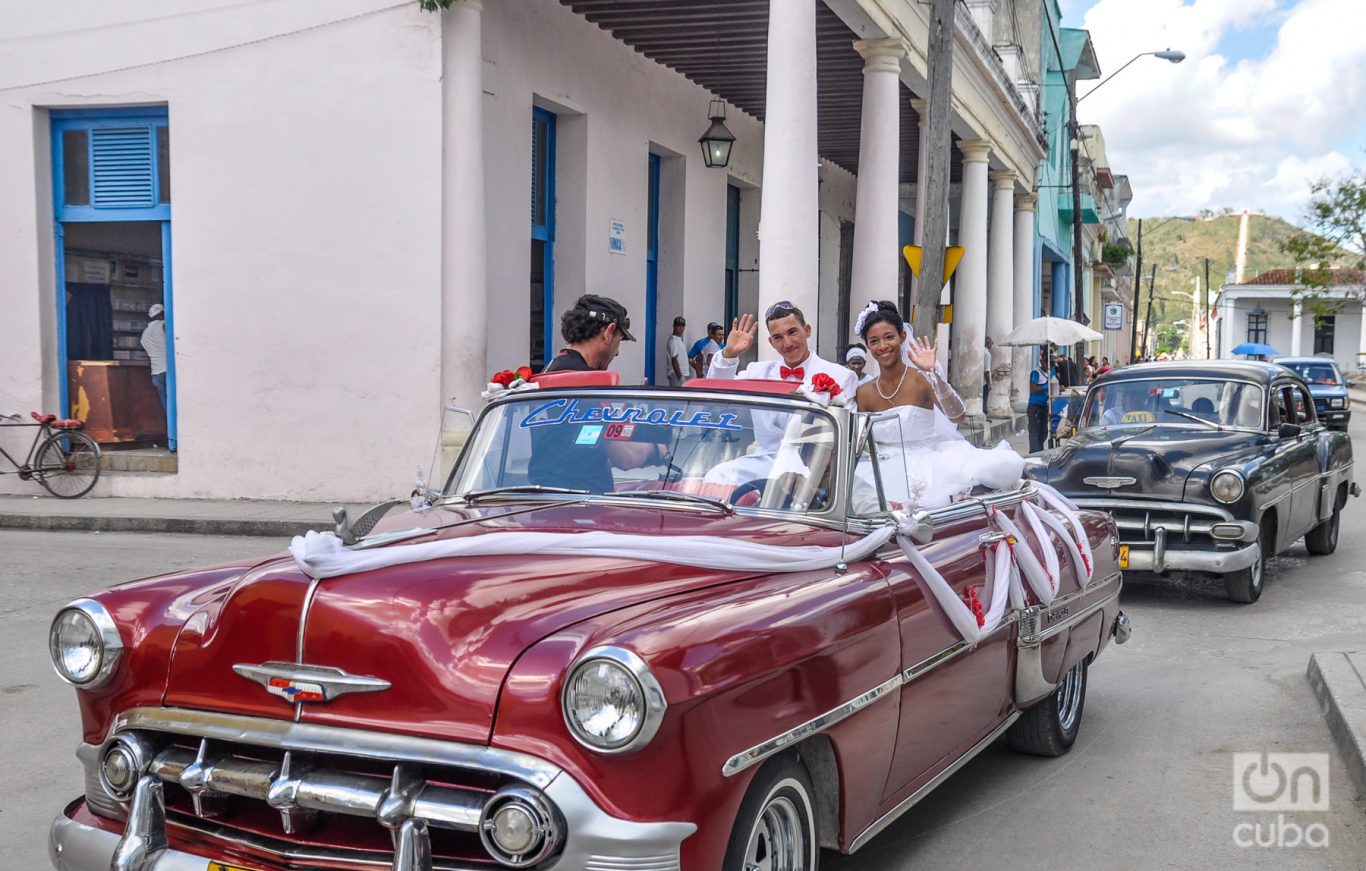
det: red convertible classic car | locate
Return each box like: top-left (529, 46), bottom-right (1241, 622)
top-left (48, 375), bottom-right (1127, 871)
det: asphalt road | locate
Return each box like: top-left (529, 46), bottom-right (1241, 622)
top-left (4, 423), bottom-right (1365, 870)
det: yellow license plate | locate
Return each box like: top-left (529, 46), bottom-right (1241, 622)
top-left (1119, 545), bottom-right (1129, 569)
top-left (208, 863), bottom-right (259, 871)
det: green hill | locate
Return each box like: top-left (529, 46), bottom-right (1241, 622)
top-left (1124, 213), bottom-right (1306, 340)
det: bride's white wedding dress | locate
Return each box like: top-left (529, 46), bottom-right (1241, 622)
top-left (853, 404), bottom-right (1024, 512)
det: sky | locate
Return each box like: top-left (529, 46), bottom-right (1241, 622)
top-left (1060, 0), bottom-right (1366, 224)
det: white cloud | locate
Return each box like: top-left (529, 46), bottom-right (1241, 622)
top-left (1076, 0), bottom-right (1366, 221)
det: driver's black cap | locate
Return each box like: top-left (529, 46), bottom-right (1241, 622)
top-left (575, 294), bottom-right (636, 342)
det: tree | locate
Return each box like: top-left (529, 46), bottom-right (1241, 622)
top-left (1281, 167), bottom-right (1366, 322)
top-left (1154, 324), bottom-right (1186, 356)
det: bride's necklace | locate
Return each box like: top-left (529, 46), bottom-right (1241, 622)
top-left (876, 364), bottom-right (909, 401)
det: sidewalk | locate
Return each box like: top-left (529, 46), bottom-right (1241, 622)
top-left (0, 495), bottom-right (366, 538)
top-left (1306, 652), bottom-right (1366, 800)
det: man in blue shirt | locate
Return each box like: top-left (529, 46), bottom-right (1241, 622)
top-left (1028, 347), bottom-right (1056, 453)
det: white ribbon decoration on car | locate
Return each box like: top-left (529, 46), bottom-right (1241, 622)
top-left (288, 482), bottom-right (1094, 646)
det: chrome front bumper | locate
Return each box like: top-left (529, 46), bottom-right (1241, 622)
top-left (1124, 540), bottom-right (1260, 574)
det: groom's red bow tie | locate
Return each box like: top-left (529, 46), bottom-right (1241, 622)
top-left (779, 366), bottom-right (805, 380)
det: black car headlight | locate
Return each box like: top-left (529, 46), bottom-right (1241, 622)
top-left (49, 599), bottom-right (123, 688)
top-left (1210, 469), bottom-right (1246, 504)
top-left (561, 646), bottom-right (666, 754)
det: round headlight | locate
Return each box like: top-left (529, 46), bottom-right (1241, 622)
top-left (1210, 470), bottom-right (1246, 504)
top-left (561, 646), bottom-right (666, 754)
top-left (49, 599), bottom-right (123, 688)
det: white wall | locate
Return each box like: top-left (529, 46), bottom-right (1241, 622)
top-left (477, 0), bottom-right (767, 385)
top-left (0, 0), bottom-right (444, 501)
top-left (817, 159), bottom-right (858, 359)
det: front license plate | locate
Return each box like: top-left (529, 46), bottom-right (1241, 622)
top-left (208, 863), bottom-right (260, 871)
top-left (1118, 545), bottom-right (1129, 569)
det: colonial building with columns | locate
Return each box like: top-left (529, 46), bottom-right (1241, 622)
top-left (1216, 270), bottom-right (1366, 374)
top-left (1, 0), bottom-right (1099, 501)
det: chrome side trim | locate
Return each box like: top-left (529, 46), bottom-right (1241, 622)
top-left (110, 708), bottom-right (563, 789)
top-left (721, 676), bottom-right (903, 777)
top-left (848, 712), bottom-right (1022, 853)
top-left (900, 611), bottom-right (1022, 685)
top-left (1022, 581), bottom-right (1122, 646)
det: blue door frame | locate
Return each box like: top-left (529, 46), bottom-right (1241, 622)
top-left (51, 107), bottom-right (175, 451)
top-left (725, 185), bottom-right (740, 328)
top-left (645, 154), bottom-right (661, 384)
top-left (531, 108), bottom-right (556, 365)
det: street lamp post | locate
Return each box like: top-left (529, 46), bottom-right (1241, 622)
top-left (1073, 48), bottom-right (1184, 364)
top-left (1172, 289), bottom-right (1200, 359)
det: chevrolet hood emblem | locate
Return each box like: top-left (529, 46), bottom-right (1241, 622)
top-left (1083, 476), bottom-right (1137, 489)
top-left (233, 661), bottom-right (390, 703)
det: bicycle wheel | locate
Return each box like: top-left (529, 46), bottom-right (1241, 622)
top-left (34, 430), bottom-right (101, 498)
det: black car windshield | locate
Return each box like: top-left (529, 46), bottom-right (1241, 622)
top-left (1080, 378), bottom-right (1264, 430)
top-left (446, 393), bottom-right (839, 513)
top-left (1281, 361), bottom-right (1341, 385)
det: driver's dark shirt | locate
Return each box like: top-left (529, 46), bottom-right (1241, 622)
top-left (529, 348), bottom-right (613, 491)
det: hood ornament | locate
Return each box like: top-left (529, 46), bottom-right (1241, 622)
top-left (233, 662), bottom-right (390, 704)
top-left (1083, 476), bottom-right (1137, 489)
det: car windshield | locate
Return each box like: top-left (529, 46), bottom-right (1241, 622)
top-left (445, 393), bottom-right (840, 513)
top-left (1282, 362), bottom-right (1341, 385)
top-left (1080, 378), bottom-right (1264, 430)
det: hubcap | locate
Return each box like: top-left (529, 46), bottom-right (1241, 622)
top-left (744, 795), bottom-right (807, 871)
top-left (1056, 663), bottom-right (1084, 732)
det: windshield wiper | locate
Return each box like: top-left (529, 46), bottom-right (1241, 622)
top-left (461, 485), bottom-right (590, 502)
top-left (1163, 409), bottom-right (1222, 430)
top-left (604, 489), bottom-right (734, 514)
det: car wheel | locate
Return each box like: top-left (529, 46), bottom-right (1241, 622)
top-left (724, 754), bottom-right (819, 871)
top-left (1305, 505), bottom-right (1341, 555)
top-left (1007, 658), bottom-right (1088, 757)
top-left (1225, 518), bottom-right (1272, 604)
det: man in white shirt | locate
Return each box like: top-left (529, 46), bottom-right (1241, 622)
top-left (704, 302), bottom-right (858, 485)
top-left (666, 316), bottom-right (688, 386)
top-left (139, 303), bottom-right (168, 422)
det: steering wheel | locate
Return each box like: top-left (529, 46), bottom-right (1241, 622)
top-left (658, 461), bottom-right (686, 485)
top-left (728, 478), bottom-right (768, 507)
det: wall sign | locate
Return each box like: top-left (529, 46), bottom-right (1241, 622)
top-left (1104, 302), bottom-right (1124, 331)
top-left (609, 219), bottom-right (626, 255)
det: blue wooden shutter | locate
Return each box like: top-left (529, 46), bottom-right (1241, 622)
top-left (90, 127), bottom-right (156, 209)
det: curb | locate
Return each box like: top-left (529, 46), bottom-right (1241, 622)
top-left (1306, 652), bottom-right (1366, 800)
top-left (0, 513), bottom-right (328, 538)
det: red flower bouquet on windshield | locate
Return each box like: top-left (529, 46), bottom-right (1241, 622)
top-left (799, 372), bottom-right (848, 408)
top-left (483, 366), bottom-right (538, 400)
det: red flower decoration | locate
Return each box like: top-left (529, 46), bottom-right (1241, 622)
top-left (810, 373), bottom-right (842, 396)
top-left (490, 370), bottom-right (516, 387)
top-left (965, 586), bottom-right (986, 627)
top-left (515, 365), bottom-right (534, 382)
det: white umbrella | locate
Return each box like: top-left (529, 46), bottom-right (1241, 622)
top-left (998, 316), bottom-right (1103, 347)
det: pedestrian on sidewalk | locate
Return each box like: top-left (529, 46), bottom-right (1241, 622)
top-left (140, 303), bottom-right (167, 420)
top-left (1027, 347), bottom-right (1055, 453)
top-left (666, 316), bottom-right (688, 386)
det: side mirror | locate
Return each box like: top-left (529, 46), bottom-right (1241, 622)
top-left (1277, 422), bottom-right (1302, 438)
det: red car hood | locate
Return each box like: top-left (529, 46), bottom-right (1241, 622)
top-left (164, 503), bottom-right (844, 743)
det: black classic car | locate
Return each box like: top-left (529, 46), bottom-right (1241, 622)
top-left (1028, 361), bottom-right (1356, 603)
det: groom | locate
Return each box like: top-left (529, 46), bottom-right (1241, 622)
top-left (706, 301), bottom-right (860, 405)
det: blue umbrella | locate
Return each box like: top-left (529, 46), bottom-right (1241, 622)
top-left (1232, 342), bottom-right (1278, 357)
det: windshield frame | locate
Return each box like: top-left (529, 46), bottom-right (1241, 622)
top-left (1079, 376), bottom-right (1269, 433)
top-left (441, 387), bottom-right (854, 525)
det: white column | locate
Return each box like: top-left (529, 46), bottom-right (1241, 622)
top-left (1011, 193), bottom-right (1036, 411)
top-left (1291, 300), bottom-right (1304, 356)
top-left (910, 98), bottom-right (929, 308)
top-left (951, 139), bottom-right (992, 417)
top-left (757, 0), bottom-right (819, 358)
top-left (1357, 301), bottom-right (1366, 372)
top-left (442, 0), bottom-right (487, 409)
top-left (849, 39), bottom-right (906, 323)
top-left (986, 170), bottom-right (1015, 417)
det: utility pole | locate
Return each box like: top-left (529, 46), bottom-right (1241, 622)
top-left (1140, 263), bottom-right (1156, 355)
top-left (1204, 257), bottom-right (1212, 359)
top-left (914, 0), bottom-right (955, 338)
top-left (1129, 218), bottom-right (1143, 363)
top-left (1070, 74), bottom-right (1086, 366)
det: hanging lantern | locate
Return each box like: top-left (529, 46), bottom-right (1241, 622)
top-left (698, 99), bottom-right (735, 169)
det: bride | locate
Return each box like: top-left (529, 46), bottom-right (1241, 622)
top-left (852, 301), bottom-right (1024, 511)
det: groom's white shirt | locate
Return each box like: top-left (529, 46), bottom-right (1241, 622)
top-left (706, 351), bottom-right (860, 412)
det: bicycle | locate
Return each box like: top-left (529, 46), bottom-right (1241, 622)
top-left (0, 411), bottom-right (102, 498)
